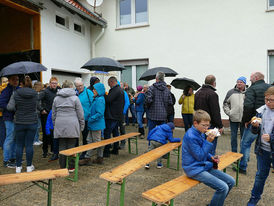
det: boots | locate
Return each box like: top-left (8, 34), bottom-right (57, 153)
top-left (139, 127), bottom-right (145, 139)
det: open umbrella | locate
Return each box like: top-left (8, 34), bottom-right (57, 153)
top-left (81, 57), bottom-right (125, 72)
top-left (139, 67), bottom-right (178, 81)
top-left (0, 61), bottom-right (47, 77)
top-left (171, 77), bottom-right (201, 90)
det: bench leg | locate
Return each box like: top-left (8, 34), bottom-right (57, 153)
top-left (120, 179), bottom-right (126, 206)
top-left (47, 179), bottom-right (53, 206)
top-left (106, 181), bottom-right (111, 206)
top-left (235, 159), bottom-right (240, 187)
top-left (135, 136), bottom-right (138, 155)
top-left (128, 137), bottom-right (138, 155)
top-left (128, 138), bottom-right (131, 154)
top-left (167, 152), bottom-right (171, 168)
top-left (32, 179), bottom-right (53, 206)
top-left (66, 154), bottom-right (80, 182)
top-left (177, 145), bottom-right (181, 171)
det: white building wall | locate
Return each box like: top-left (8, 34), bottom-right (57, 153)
top-left (96, 0), bottom-right (274, 119)
top-left (39, 0), bottom-right (92, 85)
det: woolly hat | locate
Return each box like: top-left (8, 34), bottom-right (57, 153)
top-left (137, 85), bottom-right (143, 91)
top-left (237, 76), bottom-right (247, 84)
top-left (167, 122), bottom-right (175, 130)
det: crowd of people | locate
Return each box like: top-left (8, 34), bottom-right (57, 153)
top-left (0, 70), bottom-right (273, 206)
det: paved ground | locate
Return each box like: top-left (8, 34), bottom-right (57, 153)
top-left (0, 125), bottom-right (273, 206)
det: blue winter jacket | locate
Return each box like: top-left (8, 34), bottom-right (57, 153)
top-left (88, 83), bottom-right (106, 131)
top-left (77, 87), bottom-right (94, 121)
top-left (0, 84), bottom-right (20, 121)
top-left (147, 124), bottom-right (181, 145)
top-left (133, 92), bottom-right (145, 112)
top-left (123, 90), bottom-right (130, 115)
top-left (45, 110), bottom-right (53, 135)
top-left (182, 126), bottom-right (213, 177)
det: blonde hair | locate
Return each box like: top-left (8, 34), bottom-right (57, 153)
top-left (49, 77), bottom-right (58, 83)
top-left (264, 86), bottom-right (274, 96)
top-left (62, 80), bottom-right (73, 88)
top-left (193, 110), bottom-right (211, 123)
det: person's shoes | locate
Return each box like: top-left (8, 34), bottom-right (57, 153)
top-left (110, 150), bottom-right (119, 155)
top-left (3, 161), bottom-right (8, 167)
top-left (157, 163), bottom-right (163, 169)
top-left (27, 165), bottom-right (35, 172)
top-left (48, 154), bottom-right (59, 162)
top-left (247, 197), bottom-right (259, 206)
top-left (33, 141), bottom-right (40, 146)
top-left (92, 157), bottom-right (103, 165)
top-left (16, 166), bottom-right (22, 173)
top-left (232, 167), bottom-right (247, 175)
top-left (68, 168), bottom-right (75, 173)
top-left (145, 164), bottom-right (150, 169)
top-left (79, 158), bottom-right (92, 166)
top-left (6, 160), bottom-right (16, 168)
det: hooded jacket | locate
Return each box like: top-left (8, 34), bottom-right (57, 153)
top-left (147, 123), bottom-right (181, 145)
top-left (88, 83), bottom-right (106, 131)
top-left (145, 81), bottom-right (173, 121)
top-left (182, 126), bottom-right (213, 177)
top-left (7, 87), bottom-right (38, 124)
top-left (52, 88), bottom-right (85, 139)
top-left (77, 87), bottom-right (94, 121)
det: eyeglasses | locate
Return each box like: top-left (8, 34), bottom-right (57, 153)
top-left (265, 98), bottom-right (274, 103)
top-left (200, 124), bottom-right (210, 128)
top-left (76, 85), bottom-right (83, 88)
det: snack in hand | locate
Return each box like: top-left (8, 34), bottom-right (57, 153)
top-left (205, 128), bottom-right (221, 137)
top-left (251, 116), bottom-right (262, 124)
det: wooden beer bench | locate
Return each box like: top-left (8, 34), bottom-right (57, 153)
top-left (59, 132), bottom-right (140, 182)
top-left (0, 169), bottom-right (68, 206)
top-left (100, 142), bottom-right (182, 206)
top-left (142, 152), bottom-right (243, 206)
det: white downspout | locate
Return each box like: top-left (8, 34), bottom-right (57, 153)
top-left (92, 27), bottom-right (105, 58)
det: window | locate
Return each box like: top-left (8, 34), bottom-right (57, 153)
top-left (74, 23), bottom-right (85, 35)
top-left (268, 51), bottom-right (274, 84)
top-left (55, 14), bottom-right (69, 29)
top-left (268, 0), bottom-right (274, 10)
top-left (118, 0), bottom-right (148, 27)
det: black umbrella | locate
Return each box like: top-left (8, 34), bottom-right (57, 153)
top-left (81, 57), bottom-right (125, 72)
top-left (0, 61), bottom-right (47, 77)
top-left (171, 77), bottom-right (201, 90)
top-left (139, 67), bottom-right (178, 81)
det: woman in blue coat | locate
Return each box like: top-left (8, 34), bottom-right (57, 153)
top-left (133, 86), bottom-right (145, 138)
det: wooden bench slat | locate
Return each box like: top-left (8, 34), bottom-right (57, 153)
top-left (100, 142), bottom-right (182, 183)
top-left (0, 169), bottom-right (69, 186)
top-left (59, 132), bottom-right (140, 156)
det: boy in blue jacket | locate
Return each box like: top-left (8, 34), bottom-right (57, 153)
top-left (182, 110), bottom-right (235, 206)
top-left (145, 122), bottom-right (180, 169)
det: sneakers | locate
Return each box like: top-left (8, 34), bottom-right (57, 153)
top-left (68, 168), bottom-right (75, 173)
top-left (157, 163), bottom-right (163, 169)
top-left (27, 165), bottom-right (35, 172)
top-left (48, 154), bottom-right (59, 162)
top-left (145, 164), bottom-right (150, 169)
top-left (247, 197), bottom-right (259, 206)
top-left (33, 140), bottom-right (43, 146)
top-left (232, 166), bottom-right (247, 175)
top-left (4, 160), bottom-right (16, 168)
top-left (16, 166), bottom-right (22, 173)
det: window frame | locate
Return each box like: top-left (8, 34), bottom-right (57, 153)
top-left (117, 0), bottom-right (149, 29)
top-left (267, 0), bottom-right (274, 11)
top-left (73, 21), bottom-right (85, 36)
top-left (55, 12), bottom-right (69, 30)
top-left (267, 50), bottom-right (274, 83)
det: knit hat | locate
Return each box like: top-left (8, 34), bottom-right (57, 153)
top-left (237, 76), bottom-right (246, 84)
top-left (89, 76), bottom-right (100, 90)
top-left (167, 122), bottom-right (175, 130)
top-left (137, 85), bottom-right (143, 91)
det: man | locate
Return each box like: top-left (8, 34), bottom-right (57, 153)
top-left (238, 72), bottom-right (270, 174)
top-left (145, 72), bottom-right (173, 132)
top-left (194, 75), bottom-right (223, 155)
top-left (166, 84), bottom-right (176, 123)
top-left (39, 77), bottom-right (60, 159)
top-left (103, 76), bottom-right (124, 157)
top-left (223, 76), bottom-right (247, 152)
top-left (0, 75), bottom-right (19, 168)
top-left (124, 82), bottom-right (136, 126)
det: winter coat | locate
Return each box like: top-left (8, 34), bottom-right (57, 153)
top-left (133, 92), bottom-right (145, 112)
top-left (182, 126), bottom-right (213, 177)
top-left (45, 110), bottom-right (53, 135)
top-left (147, 123), bottom-right (181, 145)
top-left (7, 88), bottom-right (38, 124)
top-left (77, 87), bottom-right (94, 120)
top-left (0, 82), bottom-right (7, 117)
top-left (123, 90), bottom-right (130, 115)
top-left (194, 84), bottom-right (223, 129)
top-left (167, 92), bottom-right (176, 116)
top-left (242, 80), bottom-right (270, 123)
top-left (0, 83), bottom-right (20, 121)
top-left (88, 83), bottom-right (106, 131)
top-left (52, 88), bottom-right (85, 139)
top-left (145, 81), bottom-right (173, 121)
top-left (223, 86), bottom-right (245, 122)
top-left (39, 86), bottom-right (60, 113)
top-left (179, 94), bottom-right (195, 114)
top-left (105, 84), bottom-right (124, 121)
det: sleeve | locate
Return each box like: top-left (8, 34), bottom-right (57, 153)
top-left (242, 88), bottom-right (256, 123)
top-left (0, 88), bottom-right (10, 109)
top-left (89, 98), bottom-right (105, 123)
top-left (51, 100), bottom-right (56, 126)
top-left (223, 91), bottom-right (231, 117)
top-left (75, 98), bottom-right (85, 131)
top-left (208, 93), bottom-right (223, 128)
top-left (178, 94), bottom-right (184, 105)
top-left (45, 110), bottom-right (53, 135)
top-left (145, 86), bottom-right (154, 105)
top-left (105, 88), bottom-right (119, 103)
top-left (167, 131), bottom-right (181, 142)
top-left (39, 90), bottom-right (46, 111)
top-left (7, 93), bottom-right (16, 112)
top-left (171, 93), bottom-right (176, 106)
top-left (136, 93), bottom-right (144, 105)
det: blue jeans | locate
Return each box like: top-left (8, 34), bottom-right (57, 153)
top-left (192, 169), bottom-right (235, 206)
top-left (148, 119), bottom-right (166, 133)
top-left (229, 121), bottom-right (244, 153)
top-left (136, 111), bottom-right (144, 128)
top-left (125, 104), bottom-right (136, 124)
top-left (0, 116), bottom-right (6, 149)
top-left (249, 150), bottom-right (272, 202)
top-left (104, 119), bottom-right (120, 153)
top-left (3, 121), bottom-right (16, 162)
top-left (15, 123), bottom-right (37, 167)
top-left (34, 117), bottom-right (41, 143)
top-left (239, 124), bottom-right (258, 171)
top-left (182, 114), bottom-right (193, 132)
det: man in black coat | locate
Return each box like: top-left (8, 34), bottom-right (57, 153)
top-left (103, 76), bottom-right (124, 157)
top-left (194, 75), bottom-right (223, 155)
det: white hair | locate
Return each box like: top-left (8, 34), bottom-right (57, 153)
top-left (74, 77), bottom-right (83, 85)
top-left (156, 71), bottom-right (165, 81)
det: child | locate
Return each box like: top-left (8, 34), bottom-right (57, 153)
top-left (247, 86), bottom-right (274, 206)
top-left (145, 122), bottom-right (181, 169)
top-left (182, 110), bottom-right (235, 206)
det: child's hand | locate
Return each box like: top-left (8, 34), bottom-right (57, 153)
top-left (262, 134), bottom-right (270, 142)
top-left (206, 133), bottom-right (216, 142)
top-left (251, 121), bottom-right (260, 128)
top-left (211, 155), bottom-right (220, 163)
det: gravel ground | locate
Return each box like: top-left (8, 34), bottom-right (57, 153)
top-left (0, 125), bottom-right (273, 206)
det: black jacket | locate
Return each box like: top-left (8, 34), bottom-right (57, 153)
top-left (105, 84), bottom-right (124, 121)
top-left (39, 87), bottom-right (60, 113)
top-left (167, 92), bottom-right (176, 116)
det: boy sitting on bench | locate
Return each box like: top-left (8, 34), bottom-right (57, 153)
top-left (182, 110), bottom-right (235, 206)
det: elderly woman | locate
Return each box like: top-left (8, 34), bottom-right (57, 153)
top-left (52, 80), bottom-right (85, 170)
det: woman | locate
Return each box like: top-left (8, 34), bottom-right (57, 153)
top-left (178, 86), bottom-right (195, 132)
top-left (52, 80), bottom-right (84, 170)
top-left (133, 85), bottom-right (145, 138)
top-left (7, 76), bottom-right (38, 173)
top-left (33, 81), bottom-right (43, 145)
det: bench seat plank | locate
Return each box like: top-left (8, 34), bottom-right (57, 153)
top-left (100, 142), bottom-right (182, 183)
top-left (60, 132), bottom-right (140, 156)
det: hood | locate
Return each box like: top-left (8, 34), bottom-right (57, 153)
top-left (93, 83), bottom-right (105, 96)
top-left (202, 84), bottom-right (216, 91)
top-left (161, 124), bottom-right (172, 133)
top-left (153, 81), bottom-right (167, 91)
top-left (16, 88), bottom-right (37, 99)
top-left (57, 88), bottom-right (76, 97)
top-left (90, 76), bottom-right (99, 90)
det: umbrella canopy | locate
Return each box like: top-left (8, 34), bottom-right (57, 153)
top-left (81, 57), bottom-right (125, 72)
top-left (139, 67), bottom-right (178, 81)
top-left (171, 77), bottom-right (201, 90)
top-left (0, 61), bottom-right (47, 77)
